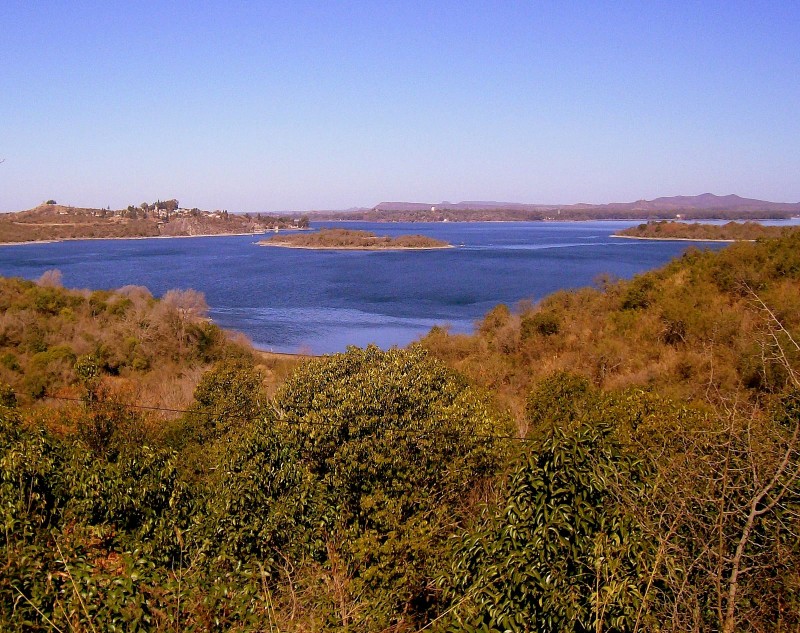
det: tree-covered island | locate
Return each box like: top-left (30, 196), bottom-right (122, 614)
top-left (259, 227), bottom-right (452, 249)
top-left (614, 220), bottom-right (800, 241)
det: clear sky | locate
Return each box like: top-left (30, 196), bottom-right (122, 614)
top-left (2, 1), bottom-right (799, 212)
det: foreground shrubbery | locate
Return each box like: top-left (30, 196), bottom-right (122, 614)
top-left (1, 346), bottom-right (511, 631)
top-left (2, 232), bottom-right (800, 631)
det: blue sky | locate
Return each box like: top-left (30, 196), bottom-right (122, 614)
top-left (2, 1), bottom-right (799, 212)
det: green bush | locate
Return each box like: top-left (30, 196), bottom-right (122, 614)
top-left (271, 345), bottom-right (511, 628)
top-left (441, 416), bottom-right (653, 633)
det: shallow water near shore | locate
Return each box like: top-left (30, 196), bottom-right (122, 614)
top-left (0, 221), bottom-right (741, 353)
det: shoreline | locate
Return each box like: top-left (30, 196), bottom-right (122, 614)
top-left (258, 241), bottom-right (454, 251)
top-left (256, 349), bottom-right (319, 361)
top-left (0, 230), bottom-right (295, 247)
top-left (610, 234), bottom-right (742, 243)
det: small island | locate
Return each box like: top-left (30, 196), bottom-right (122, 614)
top-left (259, 228), bottom-right (452, 250)
top-left (613, 220), bottom-right (799, 242)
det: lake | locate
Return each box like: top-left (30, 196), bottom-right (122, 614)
top-left (0, 221), bottom-right (732, 354)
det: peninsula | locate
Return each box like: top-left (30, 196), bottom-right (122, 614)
top-left (613, 220), bottom-right (800, 242)
top-left (259, 228), bottom-right (451, 250)
top-left (0, 201), bottom-right (310, 244)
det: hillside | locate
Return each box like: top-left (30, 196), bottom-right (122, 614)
top-left (0, 203), bottom-right (309, 243)
top-left (0, 274), bottom-right (301, 419)
top-left (615, 220), bottom-right (800, 241)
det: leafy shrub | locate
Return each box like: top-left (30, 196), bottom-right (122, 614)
top-left (270, 345), bottom-right (511, 628)
top-left (441, 417), bottom-right (653, 633)
top-left (526, 371), bottom-right (593, 434)
top-left (520, 310), bottom-right (560, 338)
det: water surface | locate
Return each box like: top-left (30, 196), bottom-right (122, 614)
top-left (0, 221), bottom-right (734, 353)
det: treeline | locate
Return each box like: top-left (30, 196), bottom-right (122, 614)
top-left (310, 207), bottom-right (795, 223)
top-left (2, 233), bottom-right (800, 630)
top-left (616, 220), bottom-right (800, 241)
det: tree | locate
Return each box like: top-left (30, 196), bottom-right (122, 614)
top-left (36, 269), bottom-right (62, 288)
top-left (443, 401), bottom-right (653, 633)
top-left (269, 345), bottom-right (511, 629)
top-left (161, 289), bottom-right (208, 353)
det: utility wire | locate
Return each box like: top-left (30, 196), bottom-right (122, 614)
top-left (42, 393), bottom-right (535, 443)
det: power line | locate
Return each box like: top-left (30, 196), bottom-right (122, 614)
top-left (42, 393), bottom-right (535, 443)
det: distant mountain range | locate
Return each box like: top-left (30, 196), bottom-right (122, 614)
top-left (371, 194), bottom-right (800, 213)
top-left (308, 194), bottom-right (800, 222)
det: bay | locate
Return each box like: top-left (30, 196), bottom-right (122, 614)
top-left (0, 220), bottom-right (734, 354)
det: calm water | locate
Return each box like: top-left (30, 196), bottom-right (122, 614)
top-left (0, 221), bottom-right (731, 354)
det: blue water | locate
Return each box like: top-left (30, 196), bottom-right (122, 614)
top-left (0, 221), bottom-right (730, 354)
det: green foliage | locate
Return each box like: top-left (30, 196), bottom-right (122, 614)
top-left (174, 359), bottom-right (267, 452)
top-left (75, 353), bottom-right (101, 399)
top-left (0, 383), bottom-right (15, 408)
top-left (0, 352), bottom-right (20, 372)
top-left (441, 415), bottom-right (653, 633)
top-left (272, 345), bottom-right (511, 628)
top-left (621, 274), bottom-right (655, 310)
top-left (0, 409), bottom-right (191, 632)
top-left (526, 371), bottom-right (592, 433)
top-left (190, 415), bottom-right (322, 578)
top-left (520, 309), bottom-right (560, 338)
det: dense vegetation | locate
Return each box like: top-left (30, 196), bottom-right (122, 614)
top-left (0, 203), bottom-right (310, 243)
top-left (0, 272), bottom-right (299, 421)
top-left (1, 344), bottom-right (508, 631)
top-left (260, 228), bottom-right (451, 249)
top-left (419, 233), bottom-right (800, 630)
top-left (2, 231), bottom-right (800, 631)
top-left (616, 220), bottom-right (800, 241)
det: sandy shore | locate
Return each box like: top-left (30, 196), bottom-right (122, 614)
top-left (256, 349), bottom-right (318, 361)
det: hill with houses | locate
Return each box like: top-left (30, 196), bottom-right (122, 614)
top-left (0, 201), bottom-right (309, 243)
